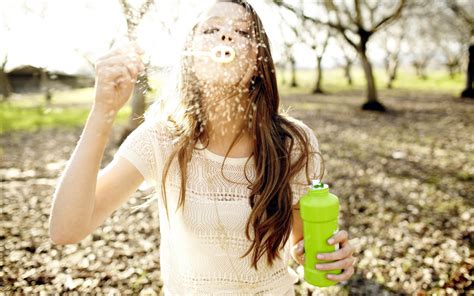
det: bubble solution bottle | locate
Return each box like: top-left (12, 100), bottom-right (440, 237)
top-left (300, 179), bottom-right (341, 287)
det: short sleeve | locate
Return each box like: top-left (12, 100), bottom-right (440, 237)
top-left (113, 121), bottom-right (157, 189)
top-left (290, 123), bottom-right (322, 206)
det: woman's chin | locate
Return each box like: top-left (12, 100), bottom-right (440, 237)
top-left (198, 76), bottom-right (244, 88)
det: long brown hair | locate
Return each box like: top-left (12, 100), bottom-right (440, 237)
top-left (143, 0), bottom-right (325, 271)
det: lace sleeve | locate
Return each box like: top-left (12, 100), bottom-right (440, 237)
top-left (290, 123), bottom-right (322, 206)
top-left (113, 121), bottom-right (157, 188)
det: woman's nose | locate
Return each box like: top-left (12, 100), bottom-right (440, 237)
top-left (221, 34), bottom-right (233, 42)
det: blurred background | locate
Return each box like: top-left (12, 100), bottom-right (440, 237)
top-left (1, 0), bottom-right (472, 295)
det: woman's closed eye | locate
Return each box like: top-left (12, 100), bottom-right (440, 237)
top-left (203, 27), bottom-right (219, 34)
top-left (203, 27), bottom-right (251, 38)
top-left (237, 30), bottom-right (251, 38)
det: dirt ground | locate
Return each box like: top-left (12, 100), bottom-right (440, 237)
top-left (1, 89), bottom-right (473, 295)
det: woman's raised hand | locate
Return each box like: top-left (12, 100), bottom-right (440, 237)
top-left (92, 41), bottom-right (145, 117)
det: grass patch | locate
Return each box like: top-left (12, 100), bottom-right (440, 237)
top-left (0, 103), bottom-right (130, 133)
top-left (275, 67), bottom-right (465, 96)
top-left (0, 67), bottom-right (465, 133)
top-left (6, 87), bottom-right (96, 108)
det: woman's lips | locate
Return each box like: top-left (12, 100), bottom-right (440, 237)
top-left (183, 45), bottom-right (236, 63)
top-left (210, 45), bottom-right (236, 63)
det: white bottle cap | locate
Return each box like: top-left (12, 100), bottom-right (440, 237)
top-left (311, 179), bottom-right (328, 190)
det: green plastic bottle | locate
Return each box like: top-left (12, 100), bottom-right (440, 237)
top-left (300, 179), bottom-right (341, 287)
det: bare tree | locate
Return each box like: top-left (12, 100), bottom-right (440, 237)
top-left (275, 60), bottom-right (287, 86)
top-left (424, 0), bottom-right (470, 80)
top-left (285, 42), bottom-right (299, 88)
top-left (334, 36), bottom-right (357, 86)
top-left (0, 5), bottom-right (12, 100)
top-left (447, 0), bottom-right (474, 98)
top-left (0, 54), bottom-right (12, 100)
top-left (406, 0), bottom-right (471, 88)
top-left (377, 21), bottom-right (405, 89)
top-left (40, 68), bottom-right (52, 103)
top-left (298, 19), bottom-right (332, 94)
top-left (273, 0), bottom-right (407, 112)
top-left (153, 0), bottom-right (180, 38)
top-left (277, 2), bottom-right (332, 94)
top-left (309, 32), bottom-right (331, 94)
top-left (406, 20), bottom-right (436, 80)
top-left (438, 35), bottom-right (466, 79)
top-left (275, 11), bottom-right (300, 88)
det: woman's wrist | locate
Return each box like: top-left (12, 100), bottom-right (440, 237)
top-left (91, 103), bottom-right (118, 119)
top-left (88, 104), bottom-right (118, 134)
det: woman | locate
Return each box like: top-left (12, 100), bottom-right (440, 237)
top-left (49, 0), bottom-right (356, 294)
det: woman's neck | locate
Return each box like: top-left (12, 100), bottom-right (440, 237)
top-left (200, 85), bottom-right (253, 157)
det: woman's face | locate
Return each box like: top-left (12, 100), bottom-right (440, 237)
top-left (191, 2), bottom-right (258, 88)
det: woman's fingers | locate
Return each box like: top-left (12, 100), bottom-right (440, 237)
top-left (315, 256), bottom-right (356, 271)
top-left (98, 49), bottom-right (145, 86)
top-left (98, 42), bottom-right (144, 71)
top-left (291, 239), bottom-right (305, 265)
top-left (327, 230), bottom-right (348, 246)
top-left (92, 40), bottom-right (145, 114)
top-left (102, 55), bottom-right (141, 81)
top-left (326, 265), bottom-right (355, 282)
top-left (298, 253), bottom-right (305, 265)
top-left (319, 242), bottom-right (354, 262)
top-left (292, 239), bottom-right (304, 256)
top-left (296, 239), bottom-right (304, 254)
top-left (131, 42), bottom-right (145, 55)
top-left (110, 65), bottom-right (133, 86)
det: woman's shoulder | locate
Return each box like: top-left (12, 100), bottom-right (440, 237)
top-left (282, 116), bottom-right (318, 147)
top-left (141, 118), bottom-right (176, 142)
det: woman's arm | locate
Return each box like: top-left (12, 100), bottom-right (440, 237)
top-left (49, 107), bottom-right (115, 244)
top-left (290, 203), bottom-right (304, 243)
top-left (48, 108), bottom-right (145, 245)
top-left (290, 202), bottom-right (304, 262)
top-left (49, 41), bottom-right (145, 245)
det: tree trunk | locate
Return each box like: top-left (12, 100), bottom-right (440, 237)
top-left (387, 60), bottom-right (399, 89)
top-left (0, 70), bottom-right (12, 100)
top-left (280, 63), bottom-right (287, 86)
top-left (312, 56), bottom-right (324, 94)
top-left (358, 48), bottom-right (386, 111)
top-left (461, 44), bottom-right (474, 99)
top-left (448, 65), bottom-right (456, 79)
top-left (40, 70), bottom-right (52, 104)
top-left (119, 73), bottom-right (149, 144)
top-left (0, 55), bottom-right (11, 100)
top-left (290, 57), bottom-right (298, 88)
top-left (344, 61), bottom-right (353, 86)
top-left (414, 62), bottom-right (428, 80)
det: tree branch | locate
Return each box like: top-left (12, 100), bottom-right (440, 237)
top-left (138, 0), bottom-right (155, 20)
top-left (371, 0), bottom-right (406, 33)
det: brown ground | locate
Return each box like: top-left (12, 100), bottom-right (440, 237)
top-left (1, 89), bottom-right (473, 295)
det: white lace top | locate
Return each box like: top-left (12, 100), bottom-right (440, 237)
top-left (113, 117), bottom-right (321, 295)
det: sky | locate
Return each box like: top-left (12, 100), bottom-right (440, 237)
top-left (0, 0), bottom-right (388, 75)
